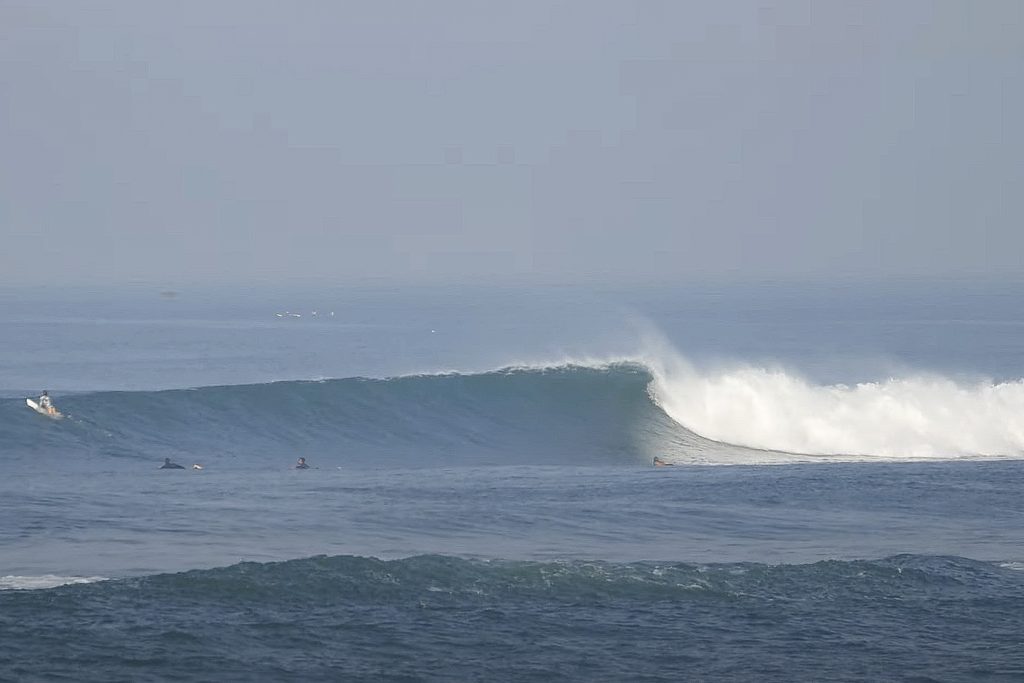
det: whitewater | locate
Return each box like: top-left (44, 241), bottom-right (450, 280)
top-left (645, 352), bottom-right (1024, 459)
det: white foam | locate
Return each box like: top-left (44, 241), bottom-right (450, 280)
top-left (0, 575), bottom-right (107, 591)
top-left (999, 562), bottom-right (1024, 572)
top-left (638, 333), bottom-right (1024, 459)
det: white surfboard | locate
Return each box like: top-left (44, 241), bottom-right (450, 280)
top-left (27, 398), bottom-right (63, 420)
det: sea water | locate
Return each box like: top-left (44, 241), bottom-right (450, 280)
top-left (1, 281), bottom-right (1022, 681)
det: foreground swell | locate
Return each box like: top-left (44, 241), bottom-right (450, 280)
top-left (1, 554), bottom-right (1021, 682)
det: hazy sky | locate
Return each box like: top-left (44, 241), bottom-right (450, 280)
top-left (2, 1), bottom-right (1021, 286)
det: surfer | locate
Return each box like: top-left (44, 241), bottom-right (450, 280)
top-left (653, 457), bottom-right (674, 467)
top-left (160, 457), bottom-right (185, 470)
top-left (295, 457), bottom-right (310, 470)
top-left (38, 391), bottom-right (56, 416)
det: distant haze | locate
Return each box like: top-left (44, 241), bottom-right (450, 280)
top-left (2, 1), bottom-right (1021, 286)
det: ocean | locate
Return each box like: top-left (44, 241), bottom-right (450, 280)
top-left (1, 281), bottom-right (1023, 681)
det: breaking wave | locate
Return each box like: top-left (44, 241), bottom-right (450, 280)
top-left (4, 344), bottom-right (1024, 464)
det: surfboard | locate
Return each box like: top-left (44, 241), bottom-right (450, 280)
top-left (26, 398), bottom-right (62, 420)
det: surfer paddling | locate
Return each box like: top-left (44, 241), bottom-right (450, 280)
top-left (653, 457), bottom-right (674, 467)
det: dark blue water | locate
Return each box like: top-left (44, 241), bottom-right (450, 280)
top-left (2, 283), bottom-right (1023, 680)
top-left (2, 553), bottom-right (1022, 682)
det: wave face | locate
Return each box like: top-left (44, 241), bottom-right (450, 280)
top-left (6, 356), bottom-right (1024, 465)
top-left (1, 364), bottom-right (691, 467)
top-left (1, 553), bottom-right (1021, 681)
